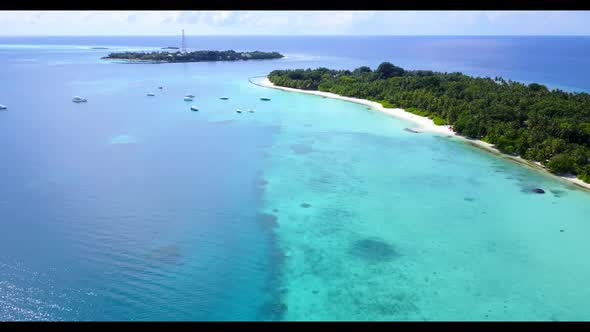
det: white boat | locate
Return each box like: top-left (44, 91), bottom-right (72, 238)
top-left (236, 109), bottom-right (242, 113)
top-left (190, 106), bottom-right (199, 111)
top-left (72, 96), bottom-right (87, 103)
top-left (0, 104), bottom-right (6, 110)
top-left (184, 96), bottom-right (193, 101)
top-left (185, 94), bottom-right (195, 98)
top-left (147, 92), bottom-right (155, 96)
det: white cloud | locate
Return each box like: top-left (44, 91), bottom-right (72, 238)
top-left (1, 11), bottom-right (590, 36)
top-left (126, 14), bottom-right (138, 23)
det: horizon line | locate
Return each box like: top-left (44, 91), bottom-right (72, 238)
top-left (1, 34), bottom-right (590, 37)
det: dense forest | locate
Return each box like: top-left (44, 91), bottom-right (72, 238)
top-left (268, 63), bottom-right (590, 183)
top-left (103, 50), bottom-right (284, 63)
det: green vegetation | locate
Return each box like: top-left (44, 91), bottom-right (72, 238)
top-left (406, 107), bottom-right (430, 117)
top-left (268, 62), bottom-right (590, 183)
top-left (102, 50), bottom-right (284, 63)
top-left (547, 153), bottom-right (577, 174)
top-left (379, 100), bottom-right (397, 109)
top-left (432, 116), bottom-right (447, 126)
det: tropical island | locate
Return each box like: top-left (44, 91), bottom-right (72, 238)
top-left (267, 63), bottom-right (590, 185)
top-left (102, 50), bottom-right (284, 63)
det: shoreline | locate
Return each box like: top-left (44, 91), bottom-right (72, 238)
top-left (101, 58), bottom-right (168, 64)
top-left (257, 77), bottom-right (590, 191)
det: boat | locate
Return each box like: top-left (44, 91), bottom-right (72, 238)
top-left (260, 97), bottom-right (271, 101)
top-left (248, 109), bottom-right (255, 113)
top-left (72, 96), bottom-right (87, 103)
top-left (0, 104), bottom-right (6, 110)
top-left (147, 92), bottom-right (155, 96)
top-left (190, 106), bottom-right (199, 112)
top-left (220, 97), bottom-right (229, 100)
top-left (184, 96), bottom-right (194, 101)
top-left (236, 109), bottom-right (242, 114)
top-left (158, 86), bottom-right (163, 90)
top-left (185, 94), bottom-right (195, 98)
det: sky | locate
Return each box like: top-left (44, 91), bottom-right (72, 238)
top-left (1, 11), bottom-right (590, 36)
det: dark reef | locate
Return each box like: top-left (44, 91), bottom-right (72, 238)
top-left (289, 144), bottom-right (314, 155)
top-left (350, 238), bottom-right (399, 262)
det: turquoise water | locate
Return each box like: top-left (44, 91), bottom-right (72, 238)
top-left (258, 89), bottom-right (590, 320)
top-left (1, 37), bottom-right (590, 321)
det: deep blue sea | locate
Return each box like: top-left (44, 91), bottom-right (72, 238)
top-left (1, 36), bottom-right (590, 321)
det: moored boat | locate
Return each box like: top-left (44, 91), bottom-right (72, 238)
top-left (184, 96), bottom-right (193, 101)
top-left (260, 97), bottom-right (271, 101)
top-left (0, 104), bottom-right (6, 110)
top-left (220, 97), bottom-right (229, 100)
top-left (190, 106), bottom-right (199, 111)
top-left (72, 96), bottom-right (87, 103)
top-left (147, 92), bottom-right (155, 96)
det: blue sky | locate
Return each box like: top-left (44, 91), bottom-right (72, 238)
top-left (1, 11), bottom-right (590, 36)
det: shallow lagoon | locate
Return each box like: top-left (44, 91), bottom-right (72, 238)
top-left (259, 91), bottom-right (590, 320)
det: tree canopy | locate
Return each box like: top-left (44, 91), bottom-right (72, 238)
top-left (268, 63), bottom-right (590, 184)
top-left (375, 62), bottom-right (405, 79)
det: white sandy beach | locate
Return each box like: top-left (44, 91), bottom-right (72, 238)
top-left (258, 77), bottom-right (590, 191)
top-left (259, 78), bottom-right (454, 136)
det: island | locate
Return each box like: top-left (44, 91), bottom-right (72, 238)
top-left (267, 63), bottom-right (590, 186)
top-left (161, 47), bottom-right (180, 50)
top-left (102, 50), bottom-right (284, 63)
top-left (91, 47), bottom-right (109, 49)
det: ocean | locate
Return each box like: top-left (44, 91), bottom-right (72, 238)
top-left (1, 36), bottom-right (590, 321)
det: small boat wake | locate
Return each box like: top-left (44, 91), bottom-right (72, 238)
top-left (109, 134), bottom-right (140, 145)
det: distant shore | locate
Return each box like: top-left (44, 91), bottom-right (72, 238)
top-left (258, 77), bottom-right (590, 191)
top-left (103, 59), bottom-right (168, 64)
top-left (102, 50), bottom-right (284, 63)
